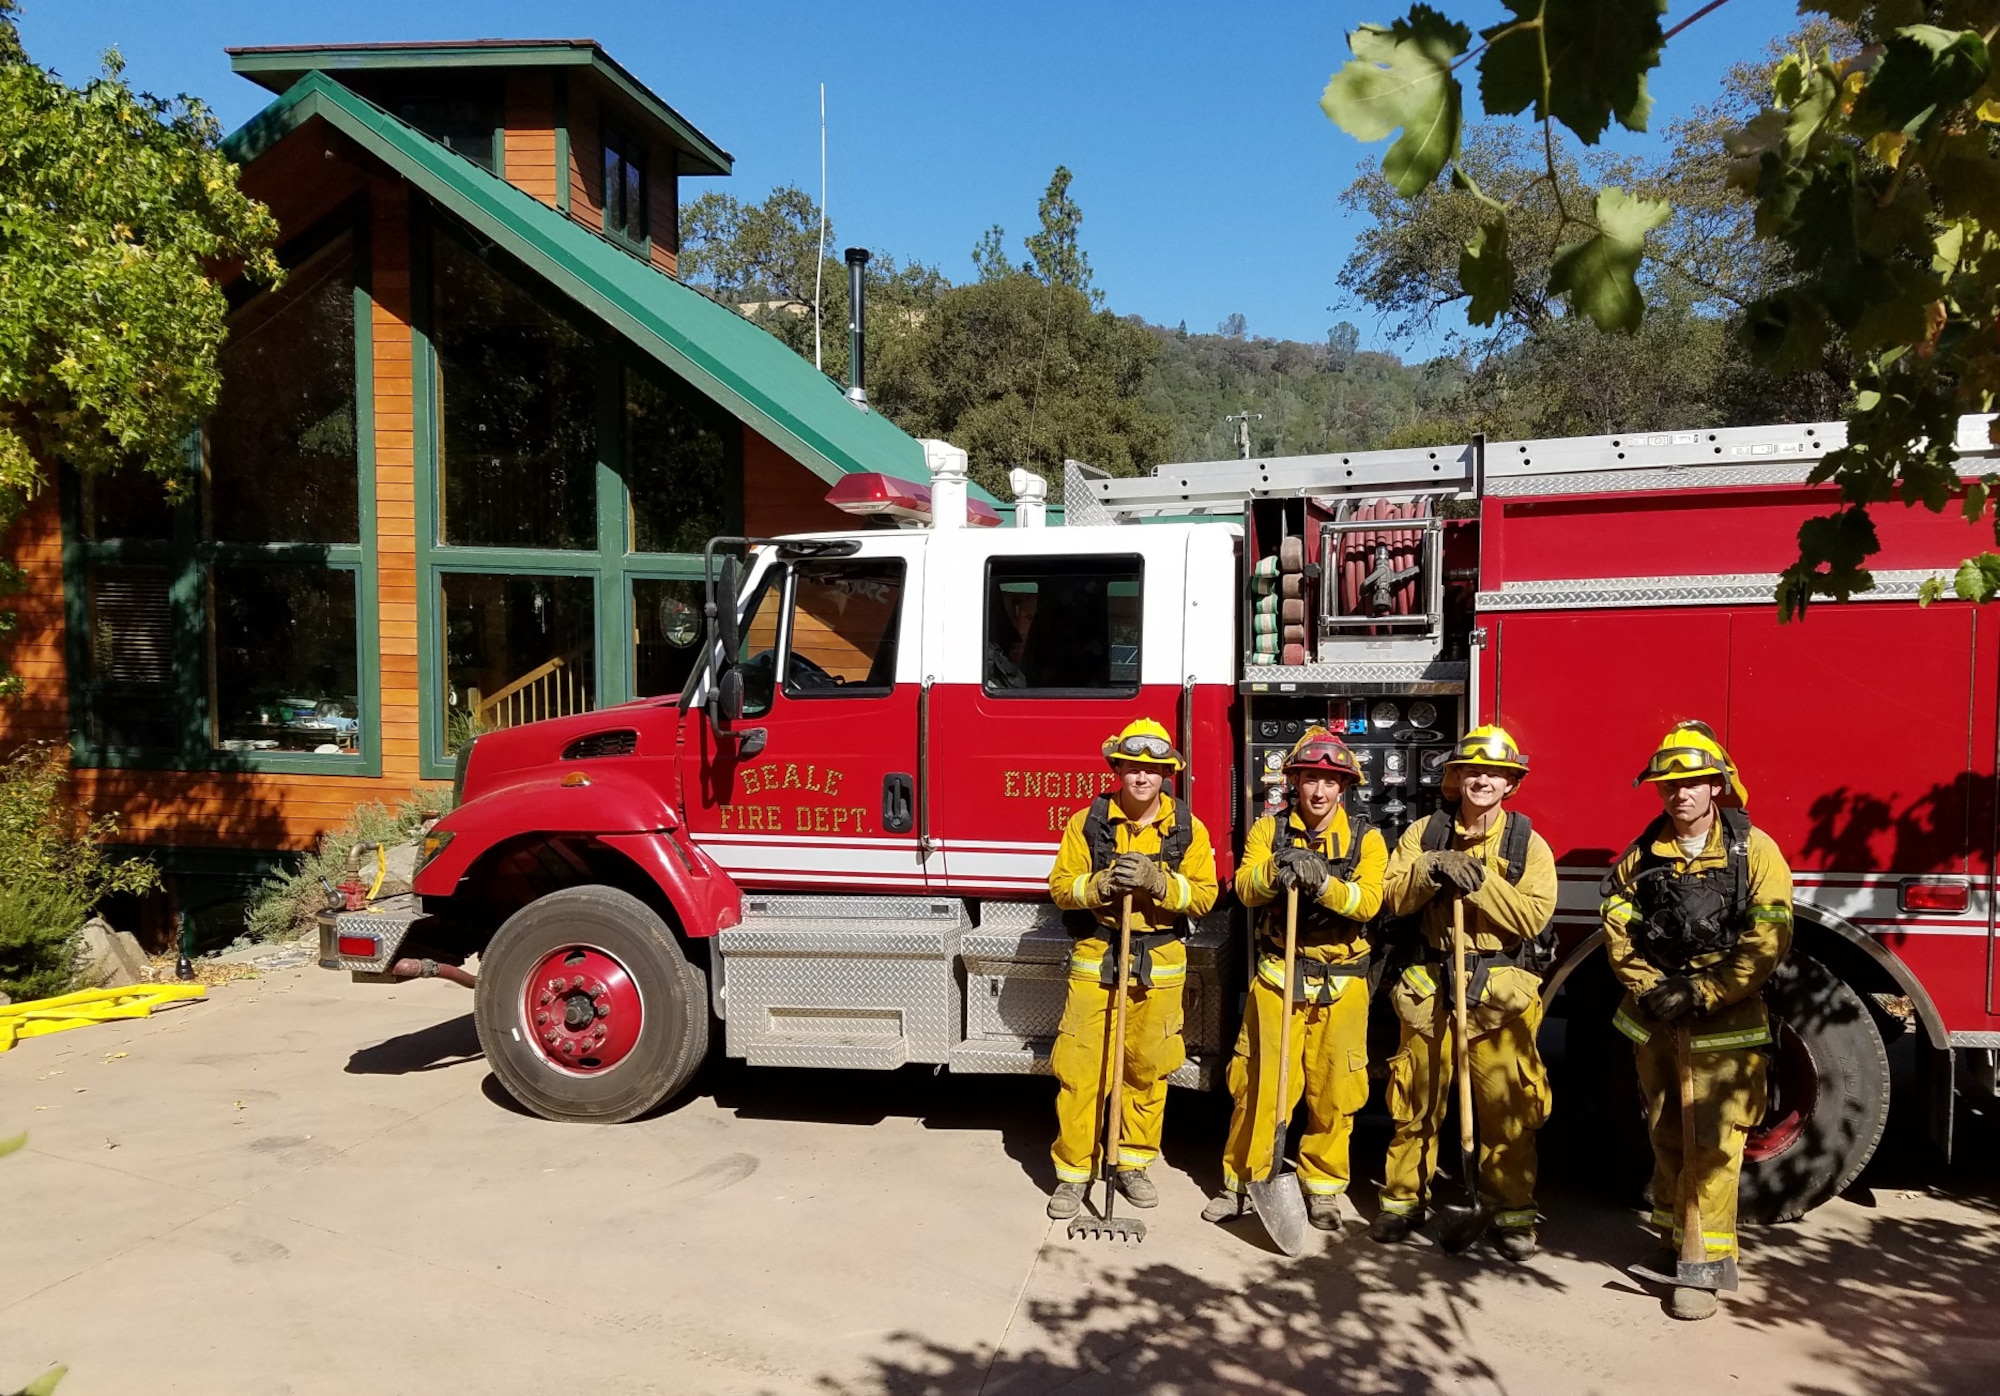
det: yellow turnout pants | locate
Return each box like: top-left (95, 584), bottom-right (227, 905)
top-left (1632, 1029), bottom-right (1766, 1259)
top-left (1379, 990), bottom-right (1549, 1229)
top-left (1220, 972), bottom-right (1369, 1196)
top-left (1050, 975), bottom-right (1186, 1183)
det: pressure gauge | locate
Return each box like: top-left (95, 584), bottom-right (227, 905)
top-left (1382, 749), bottom-right (1408, 785)
top-left (1351, 747), bottom-right (1373, 766)
top-left (1264, 749), bottom-right (1286, 772)
top-left (1420, 749), bottom-right (1449, 785)
top-left (1408, 700), bottom-right (1438, 731)
top-left (1370, 700), bottom-right (1400, 729)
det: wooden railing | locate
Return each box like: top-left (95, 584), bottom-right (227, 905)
top-left (468, 657), bottom-right (591, 731)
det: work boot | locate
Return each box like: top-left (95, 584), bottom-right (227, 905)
top-left (1114, 1169), bottom-right (1158, 1209)
top-left (1307, 1193), bottom-right (1348, 1232)
top-left (1046, 1181), bottom-right (1085, 1220)
top-left (1369, 1209), bottom-right (1415, 1244)
top-left (1200, 1189), bottom-right (1251, 1223)
top-left (1669, 1286), bottom-right (1719, 1322)
top-left (1493, 1228), bottom-right (1538, 1262)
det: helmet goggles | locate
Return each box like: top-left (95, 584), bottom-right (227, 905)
top-left (1285, 728), bottom-right (1365, 784)
top-left (1102, 720), bottom-right (1186, 770)
top-left (1638, 745), bottom-right (1731, 782)
top-left (1445, 726), bottom-right (1528, 775)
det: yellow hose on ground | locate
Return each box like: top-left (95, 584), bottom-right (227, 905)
top-left (0, 983), bottom-right (207, 1052)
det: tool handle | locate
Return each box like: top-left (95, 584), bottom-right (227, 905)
top-left (1102, 894), bottom-right (1137, 1195)
top-left (1268, 886), bottom-right (1299, 1185)
top-left (1676, 1020), bottom-right (1705, 1266)
top-left (1453, 898), bottom-right (1474, 1155)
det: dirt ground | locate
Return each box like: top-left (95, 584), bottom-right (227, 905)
top-left (3, 964), bottom-right (1997, 1396)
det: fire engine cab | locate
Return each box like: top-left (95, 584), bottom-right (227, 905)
top-left (328, 423), bottom-right (1999, 1222)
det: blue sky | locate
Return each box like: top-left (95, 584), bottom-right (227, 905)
top-left (26, 1), bottom-right (1802, 351)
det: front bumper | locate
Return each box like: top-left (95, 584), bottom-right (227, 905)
top-left (317, 894), bottom-right (427, 982)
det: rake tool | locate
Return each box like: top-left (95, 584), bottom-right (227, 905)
top-left (1437, 897), bottom-right (1493, 1254)
top-left (1247, 887), bottom-right (1312, 1257)
top-left (1070, 894), bottom-right (1146, 1244)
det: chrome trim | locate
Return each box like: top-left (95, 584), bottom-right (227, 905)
top-left (1477, 569), bottom-right (1942, 612)
top-left (1949, 1031), bottom-right (2000, 1048)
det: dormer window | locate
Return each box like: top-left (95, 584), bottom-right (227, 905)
top-left (603, 125), bottom-right (646, 247)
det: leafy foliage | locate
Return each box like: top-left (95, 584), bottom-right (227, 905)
top-left (241, 786), bottom-right (454, 944)
top-left (1322, 1), bottom-right (2000, 617)
top-left (0, 4), bottom-right (278, 686)
top-left (0, 743), bottom-right (159, 1001)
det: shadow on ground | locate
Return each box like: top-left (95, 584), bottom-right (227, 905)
top-left (345, 1013), bottom-right (483, 1075)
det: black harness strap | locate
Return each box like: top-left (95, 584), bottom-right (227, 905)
top-left (1062, 796), bottom-right (1193, 955)
top-left (1604, 808), bottom-right (1753, 972)
top-left (1415, 807), bottom-right (1549, 993)
top-left (1268, 811), bottom-right (1373, 940)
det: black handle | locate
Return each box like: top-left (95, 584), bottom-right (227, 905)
top-left (882, 772), bottom-right (914, 833)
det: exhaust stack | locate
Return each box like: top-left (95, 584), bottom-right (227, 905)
top-left (845, 247), bottom-right (870, 409)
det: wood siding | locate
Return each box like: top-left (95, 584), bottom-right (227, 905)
top-left (566, 85), bottom-right (604, 236)
top-left (503, 73), bottom-right (560, 208)
top-left (2, 488), bottom-right (70, 747)
top-left (742, 427), bottom-right (851, 535)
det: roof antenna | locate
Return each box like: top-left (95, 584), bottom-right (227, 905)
top-left (813, 82), bottom-right (827, 373)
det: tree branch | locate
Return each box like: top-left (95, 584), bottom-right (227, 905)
top-left (1661, 0), bottom-right (1733, 47)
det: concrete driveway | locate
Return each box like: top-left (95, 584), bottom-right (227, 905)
top-left (3, 965), bottom-right (1997, 1396)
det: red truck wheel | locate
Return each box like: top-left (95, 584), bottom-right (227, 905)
top-left (473, 886), bottom-right (710, 1123)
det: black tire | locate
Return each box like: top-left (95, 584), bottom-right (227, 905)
top-left (1740, 955), bottom-right (1891, 1223)
top-left (473, 886), bottom-right (710, 1124)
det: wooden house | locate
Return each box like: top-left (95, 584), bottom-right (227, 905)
top-left (1, 40), bottom-right (963, 941)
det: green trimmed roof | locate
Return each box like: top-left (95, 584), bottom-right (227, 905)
top-left (226, 39), bottom-right (731, 177)
top-left (222, 73), bottom-right (980, 499)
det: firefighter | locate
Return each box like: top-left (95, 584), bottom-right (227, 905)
top-left (1202, 726), bottom-right (1387, 1229)
top-left (1045, 718), bottom-right (1219, 1218)
top-left (1600, 722), bottom-right (1792, 1322)
top-left (1374, 725), bottom-right (1558, 1259)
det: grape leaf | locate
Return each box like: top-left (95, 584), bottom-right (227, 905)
top-left (1479, 0), bottom-right (1666, 145)
top-left (1461, 214), bottom-right (1515, 326)
top-left (1320, 6), bottom-right (1472, 196)
top-left (1547, 187), bottom-right (1668, 332)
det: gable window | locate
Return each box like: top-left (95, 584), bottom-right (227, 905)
top-left (602, 125), bottom-right (647, 246)
top-left (983, 555), bottom-right (1143, 696)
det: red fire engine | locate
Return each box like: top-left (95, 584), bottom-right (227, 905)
top-left (325, 423), bottom-right (1995, 1221)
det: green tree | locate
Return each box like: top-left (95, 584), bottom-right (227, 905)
top-left (1023, 166), bottom-right (1099, 302)
top-left (0, 2), bottom-right (280, 688)
top-left (873, 273), bottom-right (1169, 495)
top-left (1318, 0), bottom-right (2000, 617)
top-left (971, 224), bottom-right (1014, 281)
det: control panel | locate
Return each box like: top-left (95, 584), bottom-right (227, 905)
top-left (1244, 694), bottom-right (1461, 843)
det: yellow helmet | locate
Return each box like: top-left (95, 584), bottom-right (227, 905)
top-left (1635, 721), bottom-right (1748, 808)
top-left (1445, 724), bottom-right (1529, 776)
top-left (1102, 717), bottom-right (1185, 770)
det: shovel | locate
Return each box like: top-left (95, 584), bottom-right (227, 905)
top-left (1629, 1021), bottom-right (1739, 1292)
top-left (1437, 897), bottom-right (1492, 1254)
top-left (1247, 887), bottom-right (1312, 1257)
top-left (1069, 894), bottom-right (1146, 1244)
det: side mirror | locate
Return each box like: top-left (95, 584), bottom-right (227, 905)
top-left (716, 666), bottom-right (746, 724)
top-left (715, 556), bottom-right (741, 661)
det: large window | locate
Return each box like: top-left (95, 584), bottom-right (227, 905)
top-left (783, 560), bottom-right (905, 698)
top-left (67, 214), bottom-right (371, 771)
top-left (632, 578), bottom-right (704, 699)
top-left (442, 573), bottom-right (597, 745)
top-left (984, 556), bottom-right (1143, 696)
top-left (433, 229), bottom-right (598, 549)
top-left (210, 236), bottom-right (360, 544)
top-left (602, 126), bottom-right (647, 246)
top-left (627, 369), bottom-right (729, 553)
top-left (210, 566), bottom-right (360, 753)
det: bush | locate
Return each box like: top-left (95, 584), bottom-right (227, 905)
top-left (0, 744), bottom-right (160, 1002)
top-left (242, 786), bottom-right (455, 944)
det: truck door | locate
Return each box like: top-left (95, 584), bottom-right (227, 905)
top-left (680, 540), bottom-right (929, 891)
top-left (924, 532), bottom-right (1189, 893)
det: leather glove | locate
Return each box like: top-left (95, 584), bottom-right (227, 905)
top-left (1641, 976), bottom-right (1701, 1023)
top-left (1430, 850), bottom-right (1487, 896)
top-left (1273, 845), bottom-right (1331, 896)
top-left (1088, 868), bottom-right (1119, 904)
top-left (1109, 852), bottom-right (1169, 899)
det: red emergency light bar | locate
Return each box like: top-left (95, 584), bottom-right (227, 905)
top-left (825, 472), bottom-right (1002, 527)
